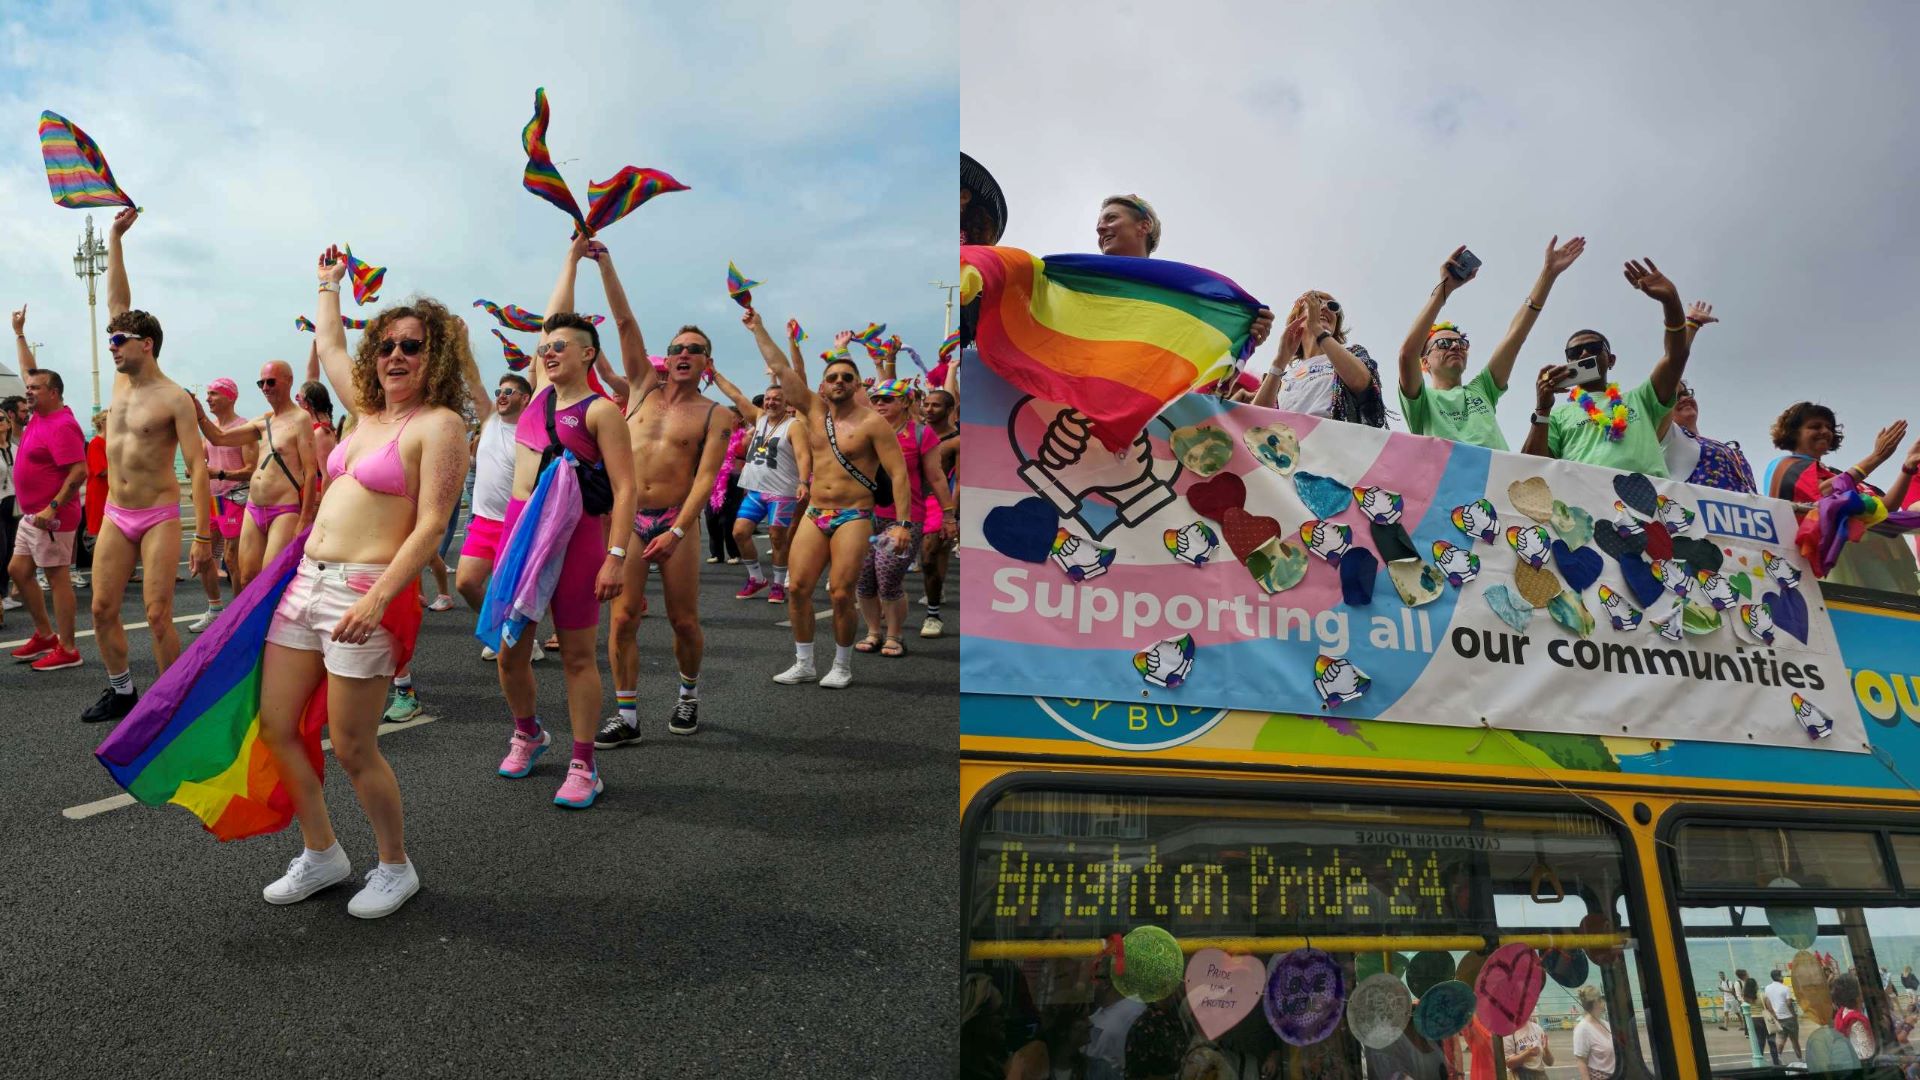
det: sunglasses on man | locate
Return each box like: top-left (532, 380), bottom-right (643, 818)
top-left (256, 378), bottom-right (278, 389)
top-left (822, 371), bottom-right (858, 384)
top-left (1429, 336), bottom-right (1468, 352)
top-left (495, 386), bottom-right (525, 398)
top-left (107, 332), bottom-right (145, 349)
top-left (1564, 340), bottom-right (1607, 361)
top-left (666, 342), bottom-right (709, 356)
top-left (378, 338), bottom-right (425, 357)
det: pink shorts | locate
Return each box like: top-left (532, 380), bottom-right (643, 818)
top-left (212, 496), bottom-right (244, 540)
top-left (502, 498), bottom-right (605, 631)
top-left (922, 495), bottom-right (944, 534)
top-left (460, 514), bottom-right (505, 561)
top-left (266, 557), bottom-right (399, 679)
top-left (12, 517), bottom-right (77, 569)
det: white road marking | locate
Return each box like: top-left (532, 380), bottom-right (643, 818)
top-left (62, 714), bottom-right (439, 821)
top-left (775, 608), bottom-right (834, 629)
top-left (1, 613), bottom-right (196, 650)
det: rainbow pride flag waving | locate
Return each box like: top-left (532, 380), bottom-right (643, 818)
top-left (39, 110), bottom-right (135, 209)
top-left (960, 245), bottom-right (1262, 451)
top-left (519, 88), bottom-right (687, 237)
top-left (343, 245), bottom-right (386, 306)
top-left (295, 316), bottom-right (370, 332)
top-left (95, 532), bottom-right (422, 841)
top-left (586, 166), bottom-right (688, 234)
top-left (492, 328), bottom-right (531, 371)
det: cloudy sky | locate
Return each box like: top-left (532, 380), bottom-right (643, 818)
top-left (0, 0), bottom-right (954, 412)
top-left (963, 0), bottom-right (1920, 478)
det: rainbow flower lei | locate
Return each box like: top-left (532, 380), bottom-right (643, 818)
top-left (1570, 383), bottom-right (1628, 441)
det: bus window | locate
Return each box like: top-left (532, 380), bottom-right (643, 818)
top-left (961, 787), bottom-right (1661, 1079)
top-left (1675, 823), bottom-right (1892, 893)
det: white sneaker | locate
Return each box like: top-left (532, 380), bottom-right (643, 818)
top-left (262, 844), bottom-right (353, 905)
top-left (531, 640), bottom-right (547, 663)
top-left (1, 596), bottom-right (21, 610)
top-left (35, 571), bottom-right (48, 590)
top-left (188, 608), bottom-right (222, 634)
top-left (347, 860), bottom-right (421, 919)
top-left (428, 594), bottom-right (455, 612)
top-left (920, 615), bottom-right (943, 639)
top-left (820, 665), bottom-right (853, 689)
top-left (71, 572), bottom-right (86, 590)
top-left (480, 645), bottom-right (498, 661)
top-left (773, 659), bottom-right (818, 684)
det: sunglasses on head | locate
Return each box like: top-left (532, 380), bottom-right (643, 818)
top-left (666, 342), bottom-right (709, 356)
top-left (256, 378), bottom-right (278, 389)
top-left (377, 338), bottom-right (425, 357)
top-left (1565, 340), bottom-right (1607, 360)
top-left (107, 332), bottom-right (144, 348)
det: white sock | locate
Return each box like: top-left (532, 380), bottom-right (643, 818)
top-left (108, 669), bottom-right (135, 696)
top-left (796, 641), bottom-right (815, 665)
top-left (772, 564), bottom-right (787, 586)
top-left (835, 643), bottom-right (854, 669)
top-left (754, 554), bottom-right (768, 580)
top-left (307, 842), bottom-right (342, 861)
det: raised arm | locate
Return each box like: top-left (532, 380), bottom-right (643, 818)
top-left (1397, 246), bottom-right (1477, 399)
top-left (1627, 258), bottom-right (1691, 404)
top-left (11, 304), bottom-right (34, 374)
top-left (314, 246), bottom-right (360, 414)
top-left (173, 390), bottom-right (213, 574)
top-left (1485, 236), bottom-right (1586, 391)
top-left (707, 368), bottom-right (763, 425)
top-left (1522, 364), bottom-right (1573, 459)
top-left (1304, 291), bottom-right (1374, 393)
top-left (745, 310), bottom-right (815, 416)
top-left (305, 338), bottom-right (321, 385)
top-left (194, 400), bottom-right (262, 447)
top-left (875, 339), bottom-right (898, 381)
top-left (593, 348), bottom-right (630, 402)
top-left (1660, 301), bottom-right (1718, 439)
top-left (589, 240), bottom-right (656, 402)
top-left (456, 317), bottom-right (489, 423)
top-left (106, 208), bottom-right (138, 319)
top-left (786, 322), bottom-right (808, 383)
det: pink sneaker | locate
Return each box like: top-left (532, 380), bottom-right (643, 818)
top-left (735, 577), bottom-right (768, 600)
top-left (767, 583), bottom-right (787, 604)
top-left (553, 760), bottom-right (603, 808)
top-left (497, 727), bottom-right (550, 778)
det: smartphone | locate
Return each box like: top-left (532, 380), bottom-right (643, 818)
top-left (1550, 355), bottom-right (1602, 391)
top-left (1448, 248), bottom-right (1482, 281)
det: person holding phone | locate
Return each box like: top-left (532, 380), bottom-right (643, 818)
top-left (1396, 237), bottom-right (1586, 449)
top-left (1521, 258), bottom-right (1692, 474)
top-left (1252, 289), bottom-right (1387, 428)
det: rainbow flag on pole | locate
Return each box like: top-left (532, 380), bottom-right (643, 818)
top-left (95, 533), bottom-right (423, 841)
top-left (39, 110), bottom-right (135, 209)
top-left (960, 245), bottom-right (1262, 451)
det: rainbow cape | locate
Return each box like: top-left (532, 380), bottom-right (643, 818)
top-left (787, 319), bottom-right (805, 345)
top-left (492, 328), bottom-right (531, 371)
top-left (39, 110), bottom-right (135, 209)
top-left (343, 244), bottom-right (385, 305)
top-left (586, 166), bottom-right (688, 233)
top-left (727, 262), bottom-right (760, 309)
top-left (94, 532), bottom-right (422, 841)
top-left (960, 245), bottom-right (1261, 451)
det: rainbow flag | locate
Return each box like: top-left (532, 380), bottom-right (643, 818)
top-left (474, 299), bottom-right (546, 332)
top-left (343, 316), bottom-right (369, 330)
top-left (39, 110), bottom-right (135, 209)
top-left (493, 328), bottom-right (531, 371)
top-left (522, 87), bottom-right (589, 233)
top-left (787, 319), bottom-right (805, 346)
top-left (343, 244), bottom-right (385, 305)
top-left (727, 262), bottom-right (760, 310)
top-left (822, 345), bottom-right (851, 363)
top-left (95, 532), bottom-right (422, 841)
top-left (938, 329), bottom-right (960, 361)
top-left (294, 315), bottom-right (317, 332)
top-left (294, 316), bottom-right (368, 332)
top-left (585, 166), bottom-right (688, 233)
top-left (960, 245), bottom-right (1261, 451)
top-left (852, 322), bottom-right (886, 344)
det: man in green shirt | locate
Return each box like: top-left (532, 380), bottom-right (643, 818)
top-left (1397, 237), bottom-right (1586, 450)
top-left (1523, 257), bottom-right (1692, 477)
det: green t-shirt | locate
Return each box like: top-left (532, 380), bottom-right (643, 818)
top-left (1546, 378), bottom-right (1676, 476)
top-left (1400, 367), bottom-right (1509, 450)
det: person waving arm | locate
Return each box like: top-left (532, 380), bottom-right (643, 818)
top-left (708, 368), bottom-right (763, 427)
top-left (1484, 236), bottom-right (1585, 392)
top-left (313, 245), bottom-right (361, 414)
top-left (1397, 245), bottom-right (1478, 400)
top-left (744, 310), bottom-right (814, 418)
top-left (1629, 258), bottom-right (1692, 404)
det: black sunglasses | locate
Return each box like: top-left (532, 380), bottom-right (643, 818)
top-left (1429, 336), bottom-right (1468, 351)
top-left (378, 338), bottom-right (425, 357)
top-left (822, 371), bottom-right (858, 384)
top-left (256, 378), bottom-right (278, 389)
top-left (1565, 340), bottom-right (1606, 360)
top-left (666, 342), bottom-right (709, 356)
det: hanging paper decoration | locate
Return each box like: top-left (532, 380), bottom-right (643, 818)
top-left (1792, 693), bottom-right (1835, 739)
top-left (787, 319), bottom-right (805, 346)
top-left (938, 328), bottom-right (960, 361)
top-left (1264, 948), bottom-right (1347, 1046)
top-left (1184, 949), bottom-right (1264, 1040)
top-left (1347, 974), bottom-right (1414, 1051)
top-left (1134, 634), bottom-right (1195, 688)
top-left (1112, 926), bottom-right (1185, 1001)
top-left (38, 110), bottom-right (136, 209)
top-left (1412, 980), bottom-right (1478, 1041)
top-left (1164, 521), bottom-right (1221, 566)
top-left (583, 165), bottom-right (687, 234)
top-left (727, 261), bottom-right (760, 310)
top-left (1596, 586), bottom-right (1643, 631)
top-left (492, 329), bottom-right (531, 371)
top-left (1312, 654), bottom-right (1370, 709)
top-left (1474, 944), bottom-right (1547, 1037)
top-left (342, 245), bottom-right (385, 305)
top-left (294, 315), bottom-right (316, 332)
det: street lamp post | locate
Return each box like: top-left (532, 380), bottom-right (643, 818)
top-left (73, 214), bottom-right (108, 414)
top-left (931, 279), bottom-right (958, 340)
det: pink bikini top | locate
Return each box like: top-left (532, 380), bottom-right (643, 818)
top-left (326, 409), bottom-right (418, 501)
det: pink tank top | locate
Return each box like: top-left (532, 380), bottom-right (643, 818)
top-left (205, 421), bottom-right (248, 496)
top-left (515, 387), bottom-right (603, 465)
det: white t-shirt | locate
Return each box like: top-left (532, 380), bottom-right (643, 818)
top-left (1662, 423), bottom-right (1703, 483)
top-left (1084, 996), bottom-right (1146, 1080)
top-left (1272, 355), bottom-right (1338, 418)
top-left (1503, 1021), bottom-right (1548, 1066)
top-left (739, 413), bottom-right (799, 497)
top-left (1765, 981), bottom-right (1795, 1019)
top-left (471, 411), bottom-right (519, 522)
top-left (1573, 1016), bottom-right (1616, 1076)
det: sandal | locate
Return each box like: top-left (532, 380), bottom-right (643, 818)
top-left (880, 637), bottom-right (907, 658)
top-left (853, 635), bottom-right (882, 653)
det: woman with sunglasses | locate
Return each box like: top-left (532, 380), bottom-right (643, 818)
top-left (1252, 290), bottom-right (1386, 428)
top-left (1764, 403), bottom-right (1917, 508)
top-left (855, 377), bottom-right (956, 659)
top-left (1655, 303), bottom-right (1757, 493)
top-left (247, 246), bottom-right (474, 919)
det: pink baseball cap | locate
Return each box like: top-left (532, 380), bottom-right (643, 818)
top-left (207, 377), bottom-right (239, 401)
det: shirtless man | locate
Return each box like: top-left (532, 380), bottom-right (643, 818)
top-left (917, 387), bottom-right (960, 638)
top-left (545, 239), bottom-right (731, 748)
top-left (707, 371), bottom-right (811, 605)
top-left (196, 359), bottom-right (318, 592)
top-left (187, 377), bottom-right (258, 632)
top-left (72, 207), bottom-right (212, 723)
top-left (749, 320), bottom-right (914, 688)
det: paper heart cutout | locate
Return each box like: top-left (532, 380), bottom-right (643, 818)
top-left (1169, 424), bottom-right (1235, 477)
top-left (1186, 472), bottom-right (1247, 523)
top-left (1485, 585), bottom-right (1533, 633)
top-left (1596, 585), bottom-right (1643, 631)
top-left (1134, 634), bottom-right (1196, 688)
top-left (1613, 472), bottom-right (1659, 518)
top-left (1454, 952), bottom-right (1486, 990)
top-left (1738, 602), bottom-right (1776, 646)
top-left (1650, 559), bottom-right (1693, 597)
top-left (1542, 948), bottom-right (1590, 988)
top-left (1508, 477), bottom-right (1556, 523)
top-left (1300, 520), bottom-right (1353, 564)
top-left (1185, 949), bottom-right (1264, 1040)
top-left (1164, 521), bottom-right (1223, 567)
top-left (1451, 499), bottom-right (1499, 543)
top-left (1652, 598), bottom-right (1685, 641)
top-left (1641, 519), bottom-right (1674, 562)
top-left (1580, 914), bottom-right (1620, 964)
top-left (1351, 485), bottom-right (1404, 525)
top-left (1347, 973), bottom-right (1414, 1051)
top-left (1243, 422), bottom-right (1301, 477)
top-left (1432, 540), bottom-right (1481, 586)
top-left (1370, 520), bottom-right (1420, 563)
top-left (1221, 507), bottom-right (1283, 563)
top-left (1506, 524), bottom-right (1552, 569)
top-left (1729, 571), bottom-right (1754, 599)
top-left (1593, 520), bottom-right (1649, 561)
top-left (1339, 547), bottom-right (1378, 606)
top-left (1407, 951), bottom-right (1455, 998)
top-left (1766, 586), bottom-right (1810, 644)
top-left (1550, 540), bottom-right (1604, 593)
top-left (1294, 471), bottom-right (1352, 521)
top-left (1684, 602), bottom-right (1722, 635)
top-left (1618, 555), bottom-right (1665, 607)
top-left (1388, 560), bottom-right (1446, 608)
top-left (1793, 692), bottom-right (1835, 739)
top-left (983, 497), bottom-right (1059, 563)
top-left (1264, 948), bottom-right (1347, 1046)
top-left (1475, 944), bottom-right (1546, 1036)
top-left (1671, 536), bottom-right (1724, 574)
top-left (1412, 980), bottom-right (1478, 1041)
top-left (1549, 589), bottom-right (1595, 638)
top-left (1764, 550), bottom-right (1804, 588)
top-left (1513, 561), bottom-right (1562, 608)
top-left (1246, 537), bottom-right (1308, 594)
top-left (1550, 500), bottom-right (1595, 549)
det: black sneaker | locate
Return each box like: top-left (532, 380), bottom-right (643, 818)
top-left (668, 698), bottom-right (699, 736)
top-left (82, 686), bottom-right (137, 724)
top-left (593, 713), bottom-right (642, 750)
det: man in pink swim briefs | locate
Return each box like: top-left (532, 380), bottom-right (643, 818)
top-left (456, 371), bottom-right (533, 658)
top-left (196, 359), bottom-right (318, 593)
top-left (187, 377), bottom-right (259, 633)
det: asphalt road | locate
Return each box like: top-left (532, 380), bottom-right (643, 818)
top-left (0, 521), bottom-right (958, 1078)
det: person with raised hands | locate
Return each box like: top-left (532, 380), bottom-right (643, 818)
top-left (249, 245), bottom-right (471, 918)
top-left (1251, 289), bottom-right (1386, 428)
top-left (7, 306), bottom-right (88, 673)
top-left (1396, 237), bottom-right (1585, 449)
top-left (708, 369), bottom-right (811, 605)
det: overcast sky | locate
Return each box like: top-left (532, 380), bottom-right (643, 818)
top-left (0, 0), bottom-right (953, 412)
top-left (963, 0), bottom-right (1920, 476)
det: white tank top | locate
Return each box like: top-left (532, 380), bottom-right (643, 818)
top-left (471, 411), bottom-right (518, 521)
top-left (739, 414), bottom-right (799, 497)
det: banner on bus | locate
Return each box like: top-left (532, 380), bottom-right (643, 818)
top-left (960, 365), bottom-right (1864, 753)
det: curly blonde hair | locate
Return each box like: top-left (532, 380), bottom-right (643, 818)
top-left (350, 297), bottom-right (471, 415)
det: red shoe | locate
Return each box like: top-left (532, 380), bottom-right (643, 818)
top-left (10, 631), bottom-right (58, 662)
top-left (735, 577), bottom-right (768, 600)
top-left (30, 645), bottom-right (83, 671)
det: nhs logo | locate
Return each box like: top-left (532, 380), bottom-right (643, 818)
top-left (1700, 499), bottom-right (1779, 543)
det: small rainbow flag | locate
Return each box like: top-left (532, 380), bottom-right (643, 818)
top-left (493, 329), bottom-right (531, 371)
top-left (585, 166), bottom-right (688, 234)
top-left (821, 346), bottom-right (851, 363)
top-left (343, 245), bottom-right (385, 305)
top-left (294, 316), bottom-right (371, 332)
top-left (474, 299), bottom-right (546, 332)
top-left (39, 110), bottom-right (135, 209)
top-left (938, 329), bottom-right (961, 361)
top-left (961, 245), bottom-right (1262, 451)
top-left (522, 87), bottom-right (588, 234)
top-left (294, 315), bottom-right (316, 332)
top-left (343, 316), bottom-right (369, 330)
top-left (94, 533), bottom-right (421, 841)
top-left (727, 262), bottom-right (760, 310)
top-left (787, 319), bottom-right (805, 346)
top-left (851, 322), bottom-right (886, 344)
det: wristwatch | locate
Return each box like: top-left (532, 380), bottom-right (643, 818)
top-left (1530, 411), bottom-right (1553, 426)
top-left (608, 545), bottom-right (627, 559)
top-left (1314, 331), bottom-right (1334, 346)
top-left (669, 525), bottom-right (686, 540)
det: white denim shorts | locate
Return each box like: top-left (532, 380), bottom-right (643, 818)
top-left (266, 557), bottom-right (398, 679)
